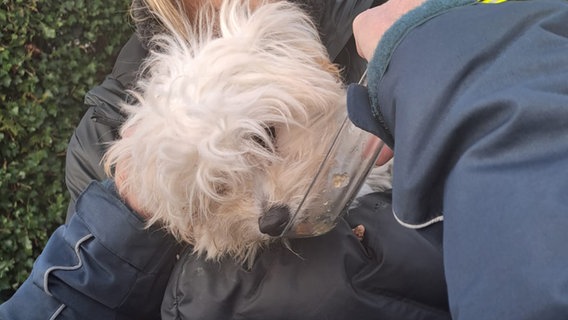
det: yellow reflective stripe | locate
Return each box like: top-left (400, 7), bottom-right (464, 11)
top-left (478, 0), bottom-right (508, 3)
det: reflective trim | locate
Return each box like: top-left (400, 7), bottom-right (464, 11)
top-left (48, 304), bottom-right (66, 320)
top-left (43, 234), bottom-right (94, 296)
top-left (392, 210), bottom-right (444, 229)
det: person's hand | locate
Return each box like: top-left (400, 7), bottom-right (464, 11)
top-left (114, 157), bottom-right (151, 219)
top-left (376, 145), bottom-right (393, 166)
top-left (112, 127), bottom-right (151, 219)
top-left (353, 0), bottom-right (426, 61)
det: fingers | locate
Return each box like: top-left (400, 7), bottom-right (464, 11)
top-left (352, 7), bottom-right (387, 61)
top-left (363, 135), bottom-right (393, 166)
top-left (375, 145), bottom-right (393, 166)
top-left (353, 0), bottom-right (426, 61)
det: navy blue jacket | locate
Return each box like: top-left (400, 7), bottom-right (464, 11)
top-left (348, 0), bottom-right (568, 318)
top-left (0, 182), bottom-right (181, 319)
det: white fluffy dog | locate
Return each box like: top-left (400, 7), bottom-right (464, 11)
top-left (104, 0), bottom-right (389, 265)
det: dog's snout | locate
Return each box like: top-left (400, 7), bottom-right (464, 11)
top-left (259, 205), bottom-right (291, 237)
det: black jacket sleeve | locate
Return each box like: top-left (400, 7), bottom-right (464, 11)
top-left (65, 35), bottom-right (147, 221)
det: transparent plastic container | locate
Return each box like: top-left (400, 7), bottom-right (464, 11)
top-left (281, 73), bottom-right (385, 238)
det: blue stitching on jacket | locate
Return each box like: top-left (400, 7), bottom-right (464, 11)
top-left (43, 234), bottom-right (94, 296)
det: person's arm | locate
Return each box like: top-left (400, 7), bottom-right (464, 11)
top-left (0, 181), bottom-right (181, 320)
top-left (65, 34), bottom-right (147, 222)
top-left (351, 0), bottom-right (568, 319)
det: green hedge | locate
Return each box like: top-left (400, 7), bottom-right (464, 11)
top-left (0, 0), bottom-right (132, 300)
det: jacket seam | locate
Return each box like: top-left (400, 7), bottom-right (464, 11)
top-left (90, 105), bottom-right (125, 129)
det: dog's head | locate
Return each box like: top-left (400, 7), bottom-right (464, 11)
top-left (104, 0), bottom-right (346, 264)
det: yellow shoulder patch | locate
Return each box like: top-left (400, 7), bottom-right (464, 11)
top-left (478, 0), bottom-right (507, 3)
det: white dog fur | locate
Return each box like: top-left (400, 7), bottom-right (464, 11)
top-left (104, 0), bottom-right (391, 265)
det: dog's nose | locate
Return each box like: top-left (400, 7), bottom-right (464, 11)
top-left (259, 205), bottom-right (291, 237)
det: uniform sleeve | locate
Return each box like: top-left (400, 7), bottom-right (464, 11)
top-left (363, 1), bottom-right (568, 319)
top-left (0, 181), bottom-right (181, 320)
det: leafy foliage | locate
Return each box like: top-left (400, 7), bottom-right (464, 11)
top-left (0, 0), bottom-right (132, 299)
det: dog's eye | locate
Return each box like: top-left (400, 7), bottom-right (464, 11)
top-left (252, 126), bottom-right (276, 151)
top-left (266, 126), bottom-right (276, 141)
top-left (215, 183), bottom-right (229, 197)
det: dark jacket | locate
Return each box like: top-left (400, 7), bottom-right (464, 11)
top-left (160, 191), bottom-right (449, 319)
top-left (348, 0), bottom-right (568, 318)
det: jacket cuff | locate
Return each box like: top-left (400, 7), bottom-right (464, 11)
top-left (73, 181), bottom-right (180, 272)
top-left (346, 84), bottom-right (395, 148)
top-left (367, 0), bottom-right (475, 115)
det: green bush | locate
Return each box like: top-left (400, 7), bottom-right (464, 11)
top-left (0, 0), bottom-right (132, 300)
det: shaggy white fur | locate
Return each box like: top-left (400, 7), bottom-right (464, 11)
top-left (104, 0), bottom-right (390, 265)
